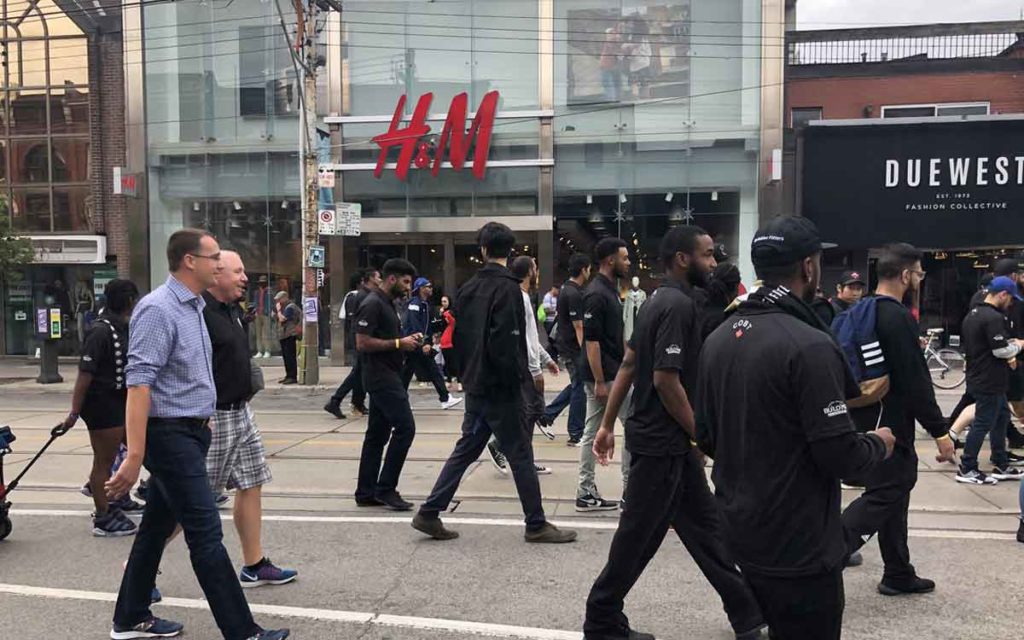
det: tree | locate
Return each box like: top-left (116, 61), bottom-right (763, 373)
top-left (0, 200), bottom-right (34, 285)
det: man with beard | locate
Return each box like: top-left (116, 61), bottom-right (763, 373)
top-left (696, 216), bottom-right (894, 640)
top-left (353, 258), bottom-right (423, 511)
top-left (840, 243), bottom-right (954, 596)
top-left (577, 237), bottom-right (632, 512)
top-left (584, 226), bottom-right (766, 640)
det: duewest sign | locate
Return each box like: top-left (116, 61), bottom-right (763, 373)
top-left (372, 91), bottom-right (499, 182)
top-left (802, 118), bottom-right (1024, 249)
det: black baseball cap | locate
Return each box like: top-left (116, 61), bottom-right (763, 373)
top-left (993, 258), bottom-right (1020, 277)
top-left (839, 270), bottom-right (866, 286)
top-left (750, 216), bottom-right (836, 269)
top-left (714, 243), bottom-right (730, 263)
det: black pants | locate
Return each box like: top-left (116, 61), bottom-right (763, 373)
top-left (420, 393), bottom-right (544, 528)
top-left (401, 349), bottom-right (449, 402)
top-left (584, 451), bottom-right (763, 636)
top-left (357, 384), bottom-right (416, 501)
top-left (330, 355), bottom-right (366, 408)
top-left (841, 444), bottom-right (918, 581)
top-left (280, 336), bottom-right (298, 380)
top-left (114, 419), bottom-right (258, 640)
top-left (745, 568), bottom-right (844, 640)
top-left (520, 376), bottom-right (545, 438)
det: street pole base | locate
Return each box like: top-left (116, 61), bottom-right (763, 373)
top-left (36, 374), bottom-right (63, 384)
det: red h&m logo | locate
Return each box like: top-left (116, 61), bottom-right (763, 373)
top-left (372, 91), bottom-right (499, 182)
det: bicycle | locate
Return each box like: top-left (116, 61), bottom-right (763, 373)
top-left (923, 328), bottom-right (966, 390)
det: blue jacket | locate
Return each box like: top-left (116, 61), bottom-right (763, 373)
top-left (403, 295), bottom-right (432, 339)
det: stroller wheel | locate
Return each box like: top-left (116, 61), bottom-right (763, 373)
top-left (0, 516), bottom-right (11, 541)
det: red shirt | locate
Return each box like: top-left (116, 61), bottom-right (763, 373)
top-left (440, 310), bottom-right (455, 349)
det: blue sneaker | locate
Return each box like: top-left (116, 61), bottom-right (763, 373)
top-left (110, 616), bottom-right (183, 639)
top-left (151, 586), bottom-right (162, 604)
top-left (239, 557), bottom-right (298, 588)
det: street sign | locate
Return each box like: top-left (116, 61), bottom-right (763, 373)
top-left (308, 245), bottom-right (326, 269)
top-left (303, 296), bottom-right (319, 323)
top-left (318, 167), bottom-right (335, 189)
top-left (318, 208), bottom-right (336, 235)
top-left (336, 202), bottom-right (362, 237)
top-left (93, 268), bottom-right (118, 297)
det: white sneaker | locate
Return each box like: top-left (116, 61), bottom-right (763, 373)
top-left (534, 464), bottom-right (552, 475)
top-left (535, 420), bottom-right (556, 441)
top-left (441, 396), bottom-right (464, 410)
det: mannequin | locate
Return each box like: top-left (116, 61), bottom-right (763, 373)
top-left (623, 276), bottom-right (647, 340)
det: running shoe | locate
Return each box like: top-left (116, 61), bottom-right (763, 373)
top-left (534, 464), bottom-right (552, 475)
top-left (955, 467), bottom-right (998, 485)
top-left (215, 493), bottom-right (230, 507)
top-left (110, 495), bottom-right (145, 513)
top-left (93, 510), bottom-right (138, 537)
top-left (991, 466), bottom-right (1024, 481)
top-left (566, 436), bottom-right (582, 448)
top-left (1007, 451), bottom-right (1024, 466)
top-left (535, 420), bottom-right (556, 441)
top-left (110, 616), bottom-right (183, 639)
top-left (487, 442), bottom-right (508, 474)
top-left (239, 558), bottom-right (298, 588)
top-left (575, 493), bottom-right (619, 512)
top-left (441, 396), bottom-right (464, 410)
top-left (246, 631), bottom-right (290, 640)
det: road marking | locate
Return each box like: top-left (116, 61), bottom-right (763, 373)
top-left (8, 508), bottom-right (1019, 539)
top-left (0, 583), bottom-right (581, 640)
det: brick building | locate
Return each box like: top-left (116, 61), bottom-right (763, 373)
top-left (1, 1), bottom-right (128, 356)
top-left (782, 20), bottom-right (1024, 333)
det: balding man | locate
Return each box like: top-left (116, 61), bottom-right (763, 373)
top-left (203, 251), bottom-right (297, 589)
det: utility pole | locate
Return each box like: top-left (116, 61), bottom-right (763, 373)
top-left (295, 0), bottom-right (320, 385)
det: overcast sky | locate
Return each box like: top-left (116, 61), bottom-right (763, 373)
top-left (796, 0), bottom-right (1021, 28)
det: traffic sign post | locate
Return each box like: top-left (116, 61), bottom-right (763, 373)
top-left (318, 208), bottom-right (336, 235)
top-left (336, 202), bottom-right (362, 237)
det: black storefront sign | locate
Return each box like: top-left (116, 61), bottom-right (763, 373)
top-left (801, 118), bottom-right (1024, 249)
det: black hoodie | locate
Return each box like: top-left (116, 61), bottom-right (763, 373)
top-left (453, 262), bottom-right (530, 401)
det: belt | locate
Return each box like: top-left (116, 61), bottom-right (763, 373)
top-left (216, 400), bottom-right (247, 411)
top-left (149, 416), bottom-right (210, 429)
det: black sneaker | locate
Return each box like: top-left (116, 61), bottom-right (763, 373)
top-left (246, 630), bottom-right (290, 640)
top-left (487, 442), bottom-right (508, 474)
top-left (110, 616), bottom-right (184, 639)
top-left (110, 495), bottom-right (145, 513)
top-left (575, 493), bottom-right (619, 512)
top-left (877, 575), bottom-right (935, 596)
top-left (1006, 451), bottom-right (1024, 466)
top-left (355, 496), bottom-right (384, 507)
top-left (990, 466), bottom-right (1024, 481)
top-left (376, 491), bottom-right (414, 511)
top-left (412, 512), bottom-right (459, 540)
top-left (93, 510), bottom-right (138, 538)
top-left (135, 480), bottom-right (149, 502)
top-left (583, 628), bottom-right (655, 640)
top-left (735, 623), bottom-right (768, 640)
top-left (525, 522), bottom-right (577, 543)
top-left (567, 436), bottom-right (582, 448)
top-left (535, 420), bottom-right (556, 441)
top-left (843, 551), bottom-right (863, 568)
top-left (1017, 519), bottom-right (1024, 544)
top-left (955, 466), bottom-right (998, 485)
top-left (323, 403), bottom-right (346, 419)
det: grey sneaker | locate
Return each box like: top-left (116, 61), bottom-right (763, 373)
top-left (991, 466), bottom-right (1024, 481)
top-left (525, 522), bottom-right (577, 543)
top-left (955, 467), bottom-right (998, 485)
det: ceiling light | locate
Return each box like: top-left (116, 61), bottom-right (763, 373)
top-left (192, 202), bottom-right (201, 212)
top-left (586, 194), bottom-right (593, 205)
top-left (619, 193), bottom-right (628, 204)
top-left (665, 192), bottom-right (674, 202)
top-left (281, 200), bottom-right (289, 209)
top-left (711, 191), bottom-right (719, 201)
top-left (233, 201), bottom-right (242, 211)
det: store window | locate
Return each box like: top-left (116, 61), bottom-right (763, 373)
top-left (881, 103), bottom-right (990, 118)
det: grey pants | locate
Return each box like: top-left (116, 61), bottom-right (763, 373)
top-left (579, 382), bottom-right (632, 499)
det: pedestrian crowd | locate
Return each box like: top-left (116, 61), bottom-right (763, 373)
top-left (59, 216), bottom-right (1024, 640)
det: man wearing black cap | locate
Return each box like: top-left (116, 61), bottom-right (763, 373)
top-left (831, 270), bottom-right (866, 315)
top-left (697, 216), bottom-right (894, 640)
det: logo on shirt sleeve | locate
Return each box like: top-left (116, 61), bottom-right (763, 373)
top-left (82, 355), bottom-right (93, 362)
top-left (569, 311), bottom-right (578, 317)
top-left (823, 401), bottom-right (848, 418)
top-left (583, 312), bottom-right (593, 320)
top-left (358, 320), bottom-right (368, 327)
top-left (665, 344), bottom-right (682, 355)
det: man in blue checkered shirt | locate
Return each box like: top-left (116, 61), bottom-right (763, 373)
top-left (105, 228), bottom-right (288, 640)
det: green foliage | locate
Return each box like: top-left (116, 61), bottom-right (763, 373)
top-left (0, 200), bottom-right (34, 284)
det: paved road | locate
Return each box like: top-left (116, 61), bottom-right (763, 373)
top-left (1, 379), bottom-right (1023, 639)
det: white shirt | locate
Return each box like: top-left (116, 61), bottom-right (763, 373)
top-left (523, 290), bottom-right (554, 377)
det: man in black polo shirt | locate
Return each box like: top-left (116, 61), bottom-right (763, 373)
top-left (412, 222), bottom-right (576, 544)
top-left (354, 258), bottom-right (422, 511)
top-left (324, 268), bottom-right (380, 419)
top-left (203, 251), bottom-right (297, 587)
top-left (540, 252), bottom-right (591, 445)
top-left (697, 216), bottom-right (894, 640)
top-left (577, 237), bottom-right (631, 512)
top-left (958, 276), bottom-right (1024, 485)
top-left (584, 226), bottom-right (765, 640)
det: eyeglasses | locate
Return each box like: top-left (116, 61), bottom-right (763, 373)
top-left (188, 253), bottom-right (221, 262)
top-left (908, 269), bottom-right (926, 280)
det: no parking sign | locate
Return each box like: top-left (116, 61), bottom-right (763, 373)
top-left (318, 208), bottom-right (336, 235)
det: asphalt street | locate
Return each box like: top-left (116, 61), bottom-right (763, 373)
top-left (1, 371), bottom-right (1023, 639)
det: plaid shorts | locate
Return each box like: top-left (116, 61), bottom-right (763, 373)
top-left (207, 404), bottom-right (272, 492)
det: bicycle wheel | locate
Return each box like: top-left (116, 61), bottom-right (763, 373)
top-left (928, 348), bottom-right (966, 389)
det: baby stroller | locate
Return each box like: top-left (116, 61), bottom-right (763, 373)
top-left (0, 423), bottom-right (72, 541)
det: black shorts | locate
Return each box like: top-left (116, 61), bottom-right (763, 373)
top-left (81, 391), bottom-right (127, 431)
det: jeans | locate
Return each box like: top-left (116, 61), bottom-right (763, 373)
top-left (579, 382), bottom-right (632, 500)
top-left (420, 393), bottom-right (545, 529)
top-left (962, 392), bottom-right (1009, 471)
top-left (113, 418), bottom-right (258, 640)
top-left (584, 451), bottom-right (763, 636)
top-left (841, 445), bottom-right (918, 581)
top-left (280, 336), bottom-right (298, 380)
top-left (357, 384), bottom-right (416, 501)
top-left (401, 350), bottom-right (450, 402)
top-left (330, 356), bottom-right (366, 408)
top-left (543, 357), bottom-right (585, 440)
top-left (253, 315), bottom-right (272, 354)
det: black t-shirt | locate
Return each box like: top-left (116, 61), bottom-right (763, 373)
top-left (356, 289), bottom-right (404, 392)
top-left (697, 304), bottom-right (864, 577)
top-left (554, 279), bottom-right (584, 359)
top-left (625, 280), bottom-right (700, 456)
top-left (581, 273), bottom-right (624, 382)
top-left (962, 302), bottom-right (1015, 395)
top-left (79, 311), bottom-right (128, 398)
top-left (202, 292), bottom-right (252, 405)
